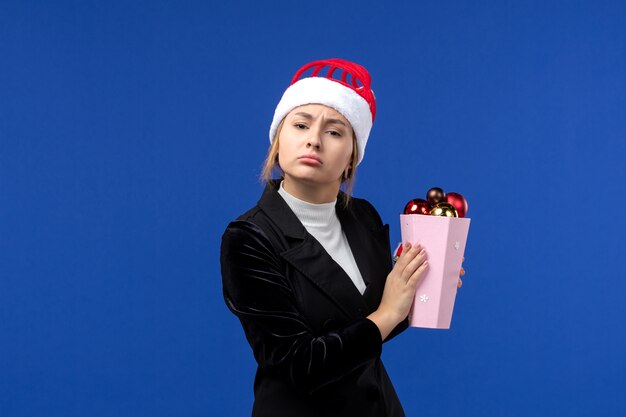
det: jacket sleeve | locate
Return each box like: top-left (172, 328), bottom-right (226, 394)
top-left (221, 220), bottom-right (383, 395)
top-left (386, 317), bottom-right (409, 342)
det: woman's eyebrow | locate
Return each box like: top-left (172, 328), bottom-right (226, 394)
top-left (325, 118), bottom-right (347, 126)
top-left (293, 112), bottom-right (313, 119)
top-left (292, 112), bottom-right (347, 127)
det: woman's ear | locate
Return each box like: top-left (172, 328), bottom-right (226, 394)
top-left (343, 165), bottom-right (352, 180)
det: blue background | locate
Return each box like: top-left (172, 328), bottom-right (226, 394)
top-left (2, 1), bottom-right (625, 416)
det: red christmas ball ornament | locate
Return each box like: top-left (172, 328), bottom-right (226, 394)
top-left (445, 192), bottom-right (469, 218)
top-left (403, 198), bottom-right (432, 215)
top-left (393, 242), bottom-right (403, 263)
top-left (426, 187), bottom-right (445, 204)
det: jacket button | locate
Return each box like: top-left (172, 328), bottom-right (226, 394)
top-left (366, 386), bottom-right (379, 402)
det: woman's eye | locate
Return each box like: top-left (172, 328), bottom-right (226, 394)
top-left (294, 123), bottom-right (307, 129)
top-left (327, 130), bottom-right (342, 137)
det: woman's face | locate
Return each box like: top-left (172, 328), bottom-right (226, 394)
top-left (277, 104), bottom-right (354, 190)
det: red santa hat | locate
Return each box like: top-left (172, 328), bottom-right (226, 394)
top-left (269, 58), bottom-right (376, 165)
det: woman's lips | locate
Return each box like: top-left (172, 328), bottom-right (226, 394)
top-left (298, 155), bottom-right (322, 165)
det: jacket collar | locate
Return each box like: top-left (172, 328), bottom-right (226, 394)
top-left (256, 180), bottom-right (389, 317)
top-left (257, 180), bottom-right (310, 239)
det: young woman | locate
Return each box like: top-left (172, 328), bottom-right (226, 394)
top-left (220, 58), bottom-right (463, 417)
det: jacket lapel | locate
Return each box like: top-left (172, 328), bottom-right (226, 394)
top-left (336, 198), bottom-right (391, 313)
top-left (257, 181), bottom-right (370, 319)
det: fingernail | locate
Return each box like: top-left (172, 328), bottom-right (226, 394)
top-left (404, 242), bottom-right (411, 249)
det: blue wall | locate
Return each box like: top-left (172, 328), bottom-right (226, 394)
top-left (2, 1), bottom-right (625, 416)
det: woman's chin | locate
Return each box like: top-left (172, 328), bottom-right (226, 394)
top-left (284, 172), bottom-right (340, 188)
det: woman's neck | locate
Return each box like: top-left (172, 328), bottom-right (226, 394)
top-left (282, 177), bottom-right (340, 204)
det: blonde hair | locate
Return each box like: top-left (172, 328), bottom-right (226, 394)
top-left (260, 119), bottom-right (359, 207)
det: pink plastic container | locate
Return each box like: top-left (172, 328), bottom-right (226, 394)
top-left (400, 214), bottom-right (471, 329)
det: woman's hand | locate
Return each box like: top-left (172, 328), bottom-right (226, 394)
top-left (458, 257), bottom-right (466, 288)
top-left (368, 242), bottom-right (429, 340)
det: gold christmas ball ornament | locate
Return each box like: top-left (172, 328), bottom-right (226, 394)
top-left (430, 202), bottom-right (458, 217)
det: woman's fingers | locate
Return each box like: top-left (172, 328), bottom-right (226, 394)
top-left (400, 248), bottom-right (427, 281)
top-left (407, 259), bottom-right (428, 287)
top-left (393, 243), bottom-right (410, 268)
top-left (395, 243), bottom-right (420, 269)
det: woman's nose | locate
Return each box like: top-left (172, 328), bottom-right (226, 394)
top-left (306, 140), bottom-right (320, 149)
top-left (306, 131), bottom-right (321, 149)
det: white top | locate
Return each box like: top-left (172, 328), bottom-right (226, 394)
top-left (278, 181), bottom-right (367, 295)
